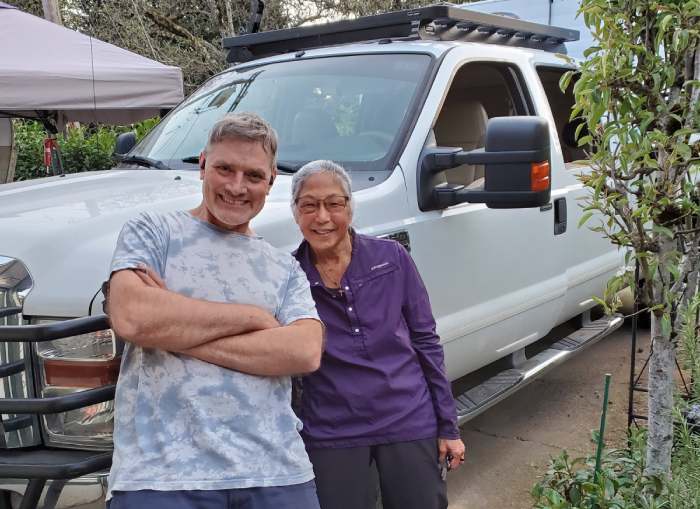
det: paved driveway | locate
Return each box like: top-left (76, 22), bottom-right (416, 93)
top-left (446, 323), bottom-right (645, 509)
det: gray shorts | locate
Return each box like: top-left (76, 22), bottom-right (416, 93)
top-left (107, 480), bottom-right (320, 509)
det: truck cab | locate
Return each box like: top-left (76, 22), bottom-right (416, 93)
top-left (0, 5), bottom-right (622, 508)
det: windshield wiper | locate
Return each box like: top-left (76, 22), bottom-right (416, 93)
top-left (119, 155), bottom-right (173, 171)
top-left (181, 156), bottom-right (299, 173)
top-left (276, 162), bottom-right (299, 174)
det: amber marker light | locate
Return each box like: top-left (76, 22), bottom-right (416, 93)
top-left (530, 161), bottom-right (550, 192)
top-left (43, 357), bottom-right (121, 388)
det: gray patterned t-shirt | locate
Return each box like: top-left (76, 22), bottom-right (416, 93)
top-left (107, 210), bottom-right (318, 496)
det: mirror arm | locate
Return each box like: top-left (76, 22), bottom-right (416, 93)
top-left (425, 147), bottom-right (549, 174)
top-left (433, 186), bottom-right (489, 208)
top-left (434, 186), bottom-right (549, 209)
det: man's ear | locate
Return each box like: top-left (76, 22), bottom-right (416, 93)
top-left (199, 152), bottom-right (206, 179)
top-left (267, 167), bottom-right (277, 193)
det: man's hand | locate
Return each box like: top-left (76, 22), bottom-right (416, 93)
top-left (439, 437), bottom-right (466, 472)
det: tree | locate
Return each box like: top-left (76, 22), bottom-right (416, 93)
top-left (567, 0), bottom-right (700, 477)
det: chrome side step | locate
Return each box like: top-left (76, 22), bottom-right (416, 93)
top-left (456, 314), bottom-right (624, 425)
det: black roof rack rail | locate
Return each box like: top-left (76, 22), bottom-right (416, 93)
top-left (223, 4), bottom-right (579, 63)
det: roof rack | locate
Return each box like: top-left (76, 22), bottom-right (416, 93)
top-left (223, 4), bottom-right (580, 63)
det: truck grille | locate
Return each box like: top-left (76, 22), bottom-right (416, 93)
top-left (0, 256), bottom-right (41, 448)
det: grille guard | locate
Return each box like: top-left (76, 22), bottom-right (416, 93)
top-left (0, 315), bottom-right (114, 507)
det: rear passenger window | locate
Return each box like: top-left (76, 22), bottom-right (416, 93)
top-left (431, 62), bottom-right (533, 188)
top-left (536, 66), bottom-right (589, 166)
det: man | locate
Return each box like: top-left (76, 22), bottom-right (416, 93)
top-left (106, 113), bottom-right (324, 509)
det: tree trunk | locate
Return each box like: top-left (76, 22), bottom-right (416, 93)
top-left (645, 308), bottom-right (676, 477)
top-left (41, 0), bottom-right (62, 25)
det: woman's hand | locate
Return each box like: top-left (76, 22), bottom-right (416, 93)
top-left (438, 437), bottom-right (466, 472)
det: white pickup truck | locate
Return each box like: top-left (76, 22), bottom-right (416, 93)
top-left (0, 5), bottom-right (623, 508)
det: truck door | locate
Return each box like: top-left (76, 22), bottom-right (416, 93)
top-left (533, 65), bottom-right (624, 324)
top-left (400, 56), bottom-right (568, 380)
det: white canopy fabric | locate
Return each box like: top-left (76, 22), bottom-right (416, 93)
top-left (0, 2), bottom-right (184, 126)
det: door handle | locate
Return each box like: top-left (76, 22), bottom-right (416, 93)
top-left (554, 197), bottom-right (567, 235)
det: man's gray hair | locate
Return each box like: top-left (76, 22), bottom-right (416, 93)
top-left (291, 160), bottom-right (354, 216)
top-left (205, 112), bottom-right (278, 169)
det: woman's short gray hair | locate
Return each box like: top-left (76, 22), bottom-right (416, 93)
top-left (291, 160), bottom-right (354, 216)
top-left (205, 112), bottom-right (278, 169)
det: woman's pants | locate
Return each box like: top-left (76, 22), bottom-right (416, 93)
top-left (307, 438), bottom-right (448, 509)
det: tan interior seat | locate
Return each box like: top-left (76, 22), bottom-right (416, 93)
top-left (433, 100), bottom-right (488, 186)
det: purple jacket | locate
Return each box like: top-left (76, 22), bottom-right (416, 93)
top-left (294, 232), bottom-right (459, 449)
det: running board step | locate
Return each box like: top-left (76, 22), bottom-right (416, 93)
top-left (456, 314), bottom-right (624, 425)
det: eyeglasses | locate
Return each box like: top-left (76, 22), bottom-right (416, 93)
top-left (295, 195), bottom-right (350, 215)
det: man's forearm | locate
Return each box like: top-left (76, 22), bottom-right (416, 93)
top-left (181, 319), bottom-right (324, 376)
top-left (109, 270), bottom-right (278, 351)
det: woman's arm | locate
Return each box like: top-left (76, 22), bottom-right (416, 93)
top-left (396, 244), bottom-right (460, 440)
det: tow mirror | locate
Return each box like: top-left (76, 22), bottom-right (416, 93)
top-left (114, 132), bottom-right (136, 158)
top-left (418, 116), bottom-right (551, 210)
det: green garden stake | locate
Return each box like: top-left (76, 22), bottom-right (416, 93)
top-left (594, 373), bottom-right (612, 480)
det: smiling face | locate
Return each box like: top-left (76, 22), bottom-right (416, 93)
top-left (294, 172), bottom-right (352, 255)
top-left (193, 137), bottom-right (275, 234)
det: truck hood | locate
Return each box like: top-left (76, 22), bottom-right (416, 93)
top-left (0, 169), bottom-right (300, 317)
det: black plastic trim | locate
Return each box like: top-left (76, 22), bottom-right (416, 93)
top-left (0, 306), bottom-right (22, 319)
top-left (0, 448), bottom-right (112, 480)
top-left (0, 359), bottom-right (25, 378)
top-left (0, 315), bottom-right (109, 342)
top-left (1, 414), bottom-right (33, 433)
top-left (0, 385), bottom-right (115, 414)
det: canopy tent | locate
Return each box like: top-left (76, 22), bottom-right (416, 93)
top-left (0, 2), bottom-right (184, 129)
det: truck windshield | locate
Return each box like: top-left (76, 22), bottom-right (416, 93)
top-left (127, 53), bottom-right (432, 172)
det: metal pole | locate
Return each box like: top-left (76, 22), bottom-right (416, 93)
top-left (595, 374), bottom-right (612, 479)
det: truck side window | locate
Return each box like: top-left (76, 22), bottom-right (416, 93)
top-left (536, 67), bottom-right (589, 166)
top-left (432, 63), bottom-right (533, 189)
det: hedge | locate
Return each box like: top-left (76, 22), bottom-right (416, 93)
top-left (12, 118), bottom-right (159, 181)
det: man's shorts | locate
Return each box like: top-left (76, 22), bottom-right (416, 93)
top-left (107, 480), bottom-right (320, 509)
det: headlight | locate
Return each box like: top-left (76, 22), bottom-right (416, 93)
top-left (34, 319), bottom-right (121, 450)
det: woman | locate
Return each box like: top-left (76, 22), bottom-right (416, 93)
top-left (291, 160), bottom-right (465, 509)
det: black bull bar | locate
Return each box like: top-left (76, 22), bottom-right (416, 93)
top-left (0, 315), bottom-right (114, 509)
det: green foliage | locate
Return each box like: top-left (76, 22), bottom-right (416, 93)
top-left (570, 0), bottom-right (700, 309)
top-left (534, 297), bottom-right (700, 508)
top-left (571, 0), bottom-right (700, 476)
top-left (12, 119), bottom-right (158, 181)
top-left (532, 427), bottom-right (700, 509)
top-left (12, 120), bottom-right (46, 182)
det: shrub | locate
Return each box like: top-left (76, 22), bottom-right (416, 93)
top-left (533, 296), bottom-right (700, 509)
top-left (11, 118), bottom-right (159, 181)
top-left (531, 430), bottom-right (672, 509)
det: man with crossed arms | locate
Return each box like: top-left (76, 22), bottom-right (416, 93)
top-left (106, 113), bottom-right (324, 509)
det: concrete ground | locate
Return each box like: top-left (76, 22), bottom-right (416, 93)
top-left (446, 322), bottom-right (649, 509)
